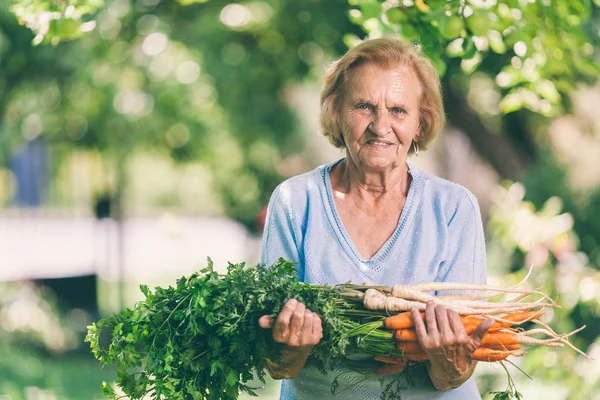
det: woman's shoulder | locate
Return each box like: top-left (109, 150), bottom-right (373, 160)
top-left (410, 164), bottom-right (480, 213)
top-left (273, 159), bottom-right (341, 196)
top-left (269, 160), bottom-right (334, 208)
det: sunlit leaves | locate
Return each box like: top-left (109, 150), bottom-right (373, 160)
top-left (9, 0), bottom-right (103, 44)
top-left (348, 0), bottom-right (599, 116)
top-left (438, 15), bottom-right (463, 39)
top-left (178, 0), bottom-right (210, 5)
top-left (4, 0), bottom-right (600, 226)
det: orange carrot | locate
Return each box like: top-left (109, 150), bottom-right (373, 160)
top-left (394, 323), bottom-right (502, 340)
top-left (464, 322), bottom-right (509, 335)
top-left (386, 312), bottom-right (519, 331)
top-left (472, 348), bottom-right (512, 362)
top-left (395, 335), bottom-right (521, 353)
top-left (464, 311), bottom-right (545, 331)
top-left (406, 352), bottom-right (429, 361)
top-left (396, 341), bottom-right (424, 354)
top-left (464, 323), bottom-right (495, 335)
top-left (384, 311), bottom-right (424, 329)
top-left (390, 345), bottom-right (519, 363)
top-left (500, 310), bottom-right (545, 324)
top-left (377, 362), bottom-right (406, 376)
top-left (482, 343), bottom-right (523, 351)
top-left (386, 310), bottom-right (545, 334)
top-left (480, 331), bottom-right (520, 346)
top-left (385, 312), bottom-right (483, 330)
top-left (374, 355), bottom-right (407, 365)
top-left (394, 329), bottom-right (419, 341)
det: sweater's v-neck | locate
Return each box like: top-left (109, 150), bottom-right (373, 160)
top-left (321, 158), bottom-right (422, 265)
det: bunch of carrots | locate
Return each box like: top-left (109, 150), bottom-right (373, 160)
top-left (336, 278), bottom-right (591, 376)
top-left (375, 310), bottom-right (546, 375)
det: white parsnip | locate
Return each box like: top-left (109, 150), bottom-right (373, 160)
top-left (401, 282), bottom-right (555, 304)
top-left (391, 284), bottom-right (553, 313)
top-left (531, 319), bottom-right (593, 359)
top-left (448, 300), bottom-right (551, 309)
top-left (437, 292), bottom-right (506, 301)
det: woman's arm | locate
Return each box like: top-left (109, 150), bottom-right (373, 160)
top-left (258, 184), bottom-right (319, 379)
top-left (260, 183), bottom-right (305, 279)
top-left (427, 359), bottom-right (477, 391)
top-left (422, 187), bottom-right (491, 390)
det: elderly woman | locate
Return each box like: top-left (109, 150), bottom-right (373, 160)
top-left (258, 38), bottom-right (493, 399)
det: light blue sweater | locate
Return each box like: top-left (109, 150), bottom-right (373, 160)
top-left (260, 158), bottom-right (486, 400)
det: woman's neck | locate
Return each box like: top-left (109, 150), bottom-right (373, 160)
top-left (333, 158), bottom-right (410, 202)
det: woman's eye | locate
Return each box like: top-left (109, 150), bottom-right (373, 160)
top-left (357, 104), bottom-right (370, 110)
top-left (392, 108), bottom-right (405, 114)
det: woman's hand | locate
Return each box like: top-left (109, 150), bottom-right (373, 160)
top-left (258, 299), bottom-right (323, 379)
top-left (411, 301), bottom-right (494, 391)
top-left (259, 299), bottom-right (323, 347)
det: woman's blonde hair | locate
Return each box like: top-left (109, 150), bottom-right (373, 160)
top-left (320, 38), bottom-right (445, 153)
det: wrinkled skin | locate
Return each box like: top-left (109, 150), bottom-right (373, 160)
top-left (411, 301), bottom-right (494, 390)
top-left (258, 299), bottom-right (322, 379)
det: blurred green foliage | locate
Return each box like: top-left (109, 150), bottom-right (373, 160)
top-left (0, 341), bottom-right (114, 400)
top-left (3, 0), bottom-right (599, 227)
top-left (3, 0), bottom-right (600, 224)
top-left (484, 173), bottom-right (600, 398)
top-left (349, 0), bottom-right (599, 116)
top-left (1, 1), bottom-right (600, 399)
top-left (0, 282), bottom-right (114, 399)
top-left (1, 0), bottom-right (361, 228)
top-left (9, 0), bottom-right (104, 44)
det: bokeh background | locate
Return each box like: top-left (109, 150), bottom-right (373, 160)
top-left (1, 0), bottom-right (600, 399)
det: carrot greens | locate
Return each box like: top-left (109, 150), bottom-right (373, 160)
top-left (86, 259), bottom-right (392, 399)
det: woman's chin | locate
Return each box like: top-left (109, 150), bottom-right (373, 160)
top-left (357, 157), bottom-right (399, 171)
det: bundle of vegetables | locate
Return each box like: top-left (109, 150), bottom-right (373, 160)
top-left (86, 258), bottom-right (589, 400)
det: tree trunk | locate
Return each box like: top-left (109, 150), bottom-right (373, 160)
top-left (112, 153), bottom-right (127, 310)
top-left (443, 77), bottom-right (535, 181)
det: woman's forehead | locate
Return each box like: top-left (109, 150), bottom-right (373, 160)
top-left (345, 62), bottom-right (422, 102)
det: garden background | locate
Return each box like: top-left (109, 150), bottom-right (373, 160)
top-left (1, 0), bottom-right (599, 399)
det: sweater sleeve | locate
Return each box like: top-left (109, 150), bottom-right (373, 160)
top-left (435, 188), bottom-right (487, 291)
top-left (259, 183), bottom-right (305, 280)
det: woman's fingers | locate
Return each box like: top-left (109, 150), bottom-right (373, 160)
top-left (434, 304), bottom-right (452, 340)
top-left (311, 312), bottom-right (323, 342)
top-left (447, 310), bottom-right (464, 335)
top-left (292, 309), bottom-right (312, 346)
top-left (406, 303), bottom-right (493, 378)
top-left (411, 307), bottom-right (427, 339)
top-left (469, 318), bottom-right (495, 346)
top-left (258, 315), bottom-right (273, 329)
top-left (272, 299), bottom-right (298, 342)
top-left (266, 299), bottom-right (322, 347)
top-left (414, 303), bottom-right (472, 353)
top-left (287, 302), bottom-right (306, 345)
top-left (425, 301), bottom-right (439, 336)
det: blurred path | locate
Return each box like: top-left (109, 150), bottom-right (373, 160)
top-left (0, 209), bottom-right (261, 281)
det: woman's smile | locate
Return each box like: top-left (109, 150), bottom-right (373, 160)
top-left (365, 139), bottom-right (394, 147)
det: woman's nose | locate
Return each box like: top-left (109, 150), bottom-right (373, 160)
top-left (369, 113), bottom-right (391, 136)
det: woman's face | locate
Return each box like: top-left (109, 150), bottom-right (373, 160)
top-left (339, 62), bottom-right (421, 173)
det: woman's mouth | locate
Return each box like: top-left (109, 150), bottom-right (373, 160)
top-left (366, 140), bottom-right (393, 147)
